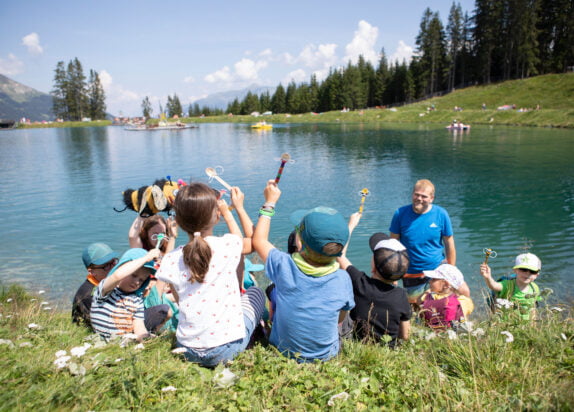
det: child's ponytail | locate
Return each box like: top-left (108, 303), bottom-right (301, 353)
top-left (174, 183), bottom-right (218, 283)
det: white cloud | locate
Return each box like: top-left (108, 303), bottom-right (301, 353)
top-left (259, 48), bottom-right (272, 57)
top-left (0, 53), bottom-right (24, 75)
top-left (98, 70), bottom-right (113, 91)
top-left (183, 76), bottom-right (195, 83)
top-left (22, 33), bottom-right (43, 55)
top-left (283, 69), bottom-right (306, 84)
top-left (390, 40), bottom-right (414, 64)
top-left (97, 69), bottom-right (142, 115)
top-left (298, 43), bottom-right (338, 68)
top-left (205, 66), bottom-right (231, 83)
top-left (344, 20), bottom-right (379, 64)
top-left (234, 58), bottom-right (267, 81)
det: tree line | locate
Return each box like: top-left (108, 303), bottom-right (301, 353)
top-left (216, 0), bottom-right (573, 115)
top-left (51, 58), bottom-right (106, 121)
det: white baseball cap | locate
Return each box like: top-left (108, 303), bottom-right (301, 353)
top-left (423, 264), bottom-right (464, 289)
top-left (513, 253), bottom-right (541, 272)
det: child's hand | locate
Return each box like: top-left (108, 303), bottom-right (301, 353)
top-left (147, 248), bottom-right (162, 261)
top-left (230, 187), bottom-right (245, 210)
top-left (167, 216), bottom-right (178, 239)
top-left (348, 212), bottom-right (362, 232)
top-left (479, 263), bottom-right (491, 279)
top-left (264, 180), bottom-right (281, 203)
top-left (217, 198), bottom-right (229, 213)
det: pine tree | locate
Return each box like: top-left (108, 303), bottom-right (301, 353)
top-left (446, 2), bottom-right (464, 90)
top-left (88, 70), bottom-right (106, 120)
top-left (65, 58), bottom-right (89, 121)
top-left (373, 49), bottom-right (389, 106)
top-left (415, 9), bottom-right (448, 95)
top-left (270, 84), bottom-right (286, 114)
top-left (141, 96), bottom-right (153, 119)
top-left (51, 61), bottom-right (68, 120)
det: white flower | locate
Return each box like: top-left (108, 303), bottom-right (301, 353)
top-left (40, 301), bottom-right (49, 306)
top-left (360, 377), bottom-right (369, 383)
top-left (550, 307), bottom-right (564, 313)
top-left (38, 290), bottom-right (45, 294)
top-left (327, 392), bottom-right (350, 406)
top-left (161, 386), bottom-right (177, 392)
top-left (213, 368), bottom-right (237, 388)
top-left (561, 333), bottom-right (567, 341)
top-left (171, 347), bottom-right (187, 354)
top-left (447, 330), bottom-right (458, 340)
top-left (0, 339), bottom-right (15, 348)
top-left (114, 358), bottom-right (123, 363)
top-left (54, 356), bottom-right (71, 369)
top-left (6, 298), bottom-right (13, 303)
top-left (501, 331), bottom-right (514, 343)
top-left (27, 323), bottom-right (39, 329)
top-left (70, 343), bottom-right (92, 358)
top-left (134, 343), bottom-right (145, 350)
top-left (471, 328), bottom-right (485, 337)
top-left (119, 333), bottom-right (138, 347)
top-left (425, 331), bottom-right (437, 340)
top-left (30, 298), bottom-right (37, 302)
top-left (495, 299), bottom-right (513, 309)
top-left (55, 350), bottom-right (67, 358)
top-left (43, 307), bottom-right (52, 311)
top-left (19, 342), bottom-right (33, 348)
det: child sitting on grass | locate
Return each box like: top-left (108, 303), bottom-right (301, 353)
top-left (90, 248), bottom-right (171, 342)
top-left (480, 252), bottom-right (542, 321)
top-left (253, 180), bottom-right (355, 362)
top-left (418, 264), bottom-right (468, 331)
top-left (337, 212), bottom-right (412, 347)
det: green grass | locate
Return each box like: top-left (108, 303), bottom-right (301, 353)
top-left (1, 283), bottom-right (572, 411)
top-left (18, 119), bottom-right (112, 129)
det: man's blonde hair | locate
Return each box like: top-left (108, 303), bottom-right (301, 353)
top-left (413, 179), bottom-right (435, 197)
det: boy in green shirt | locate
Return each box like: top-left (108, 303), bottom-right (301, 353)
top-left (480, 253), bottom-right (542, 320)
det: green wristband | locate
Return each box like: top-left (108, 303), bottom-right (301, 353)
top-left (259, 208), bottom-right (275, 217)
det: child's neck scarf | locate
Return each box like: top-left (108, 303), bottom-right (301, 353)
top-left (292, 252), bottom-right (339, 277)
top-left (86, 274), bottom-right (100, 287)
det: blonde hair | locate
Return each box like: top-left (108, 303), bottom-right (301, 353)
top-left (413, 179), bottom-right (435, 197)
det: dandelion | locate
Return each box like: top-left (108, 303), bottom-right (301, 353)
top-left (55, 350), bottom-right (67, 358)
top-left (501, 331), bottom-right (514, 343)
top-left (327, 392), bottom-right (350, 406)
top-left (27, 323), bottom-right (39, 329)
top-left (171, 347), bottom-right (187, 354)
top-left (161, 386), bottom-right (177, 392)
top-left (19, 342), bottom-right (33, 348)
top-left (38, 290), bottom-right (45, 294)
top-left (54, 355), bottom-right (71, 369)
top-left (6, 298), bottom-right (13, 303)
top-left (213, 368), bottom-right (237, 388)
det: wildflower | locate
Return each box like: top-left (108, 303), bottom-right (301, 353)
top-left (6, 298), bottom-right (13, 303)
top-left (134, 343), bottom-right (145, 350)
top-left (171, 347), bottom-right (187, 354)
top-left (425, 331), bottom-right (437, 340)
top-left (38, 290), bottom-right (45, 294)
top-left (471, 328), bottom-right (485, 337)
top-left (55, 350), bottom-right (67, 358)
top-left (561, 333), bottom-right (567, 341)
top-left (501, 331), bottom-right (514, 343)
top-left (40, 301), bottom-right (49, 306)
top-left (54, 355), bottom-right (71, 369)
top-left (327, 392), bottom-right (350, 406)
top-left (447, 330), bottom-right (458, 340)
top-left (0, 339), bottom-right (15, 348)
top-left (30, 298), bottom-right (37, 302)
top-left (27, 323), bottom-right (39, 329)
top-left (213, 368), bottom-right (237, 388)
top-left (119, 333), bottom-right (138, 347)
top-left (161, 386), bottom-right (177, 392)
top-left (360, 377), bottom-right (369, 383)
top-left (495, 299), bottom-right (513, 310)
top-left (115, 358), bottom-right (123, 363)
top-left (19, 342), bottom-right (33, 348)
top-left (70, 343), bottom-right (92, 358)
top-left (550, 307), bottom-right (564, 313)
top-left (43, 307), bottom-right (52, 311)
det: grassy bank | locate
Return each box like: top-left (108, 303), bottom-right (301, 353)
top-left (17, 119), bottom-right (112, 129)
top-left (1, 284), bottom-right (572, 410)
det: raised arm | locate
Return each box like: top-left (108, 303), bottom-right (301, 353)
top-left (479, 263), bottom-right (502, 292)
top-left (101, 249), bottom-right (161, 296)
top-left (338, 212), bottom-right (362, 270)
top-left (165, 215), bottom-right (178, 253)
top-left (219, 198), bottom-right (242, 238)
top-left (230, 186), bottom-right (254, 254)
top-left (128, 215), bottom-right (145, 248)
top-left (253, 180), bottom-right (281, 262)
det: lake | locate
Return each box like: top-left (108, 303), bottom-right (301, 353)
top-left (0, 122), bottom-right (572, 312)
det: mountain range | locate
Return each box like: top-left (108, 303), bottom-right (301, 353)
top-left (192, 84), bottom-right (275, 110)
top-left (0, 74), bottom-right (53, 121)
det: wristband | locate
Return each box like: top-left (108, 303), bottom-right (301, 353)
top-left (259, 208), bottom-right (275, 217)
top-left (263, 202), bottom-right (276, 208)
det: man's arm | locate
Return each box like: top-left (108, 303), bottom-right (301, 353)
top-left (443, 235), bottom-right (456, 266)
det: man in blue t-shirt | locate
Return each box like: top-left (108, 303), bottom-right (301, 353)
top-left (390, 179), bottom-right (469, 302)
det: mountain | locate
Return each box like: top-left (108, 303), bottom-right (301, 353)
top-left (0, 74), bottom-right (53, 121)
top-left (192, 84), bottom-right (276, 110)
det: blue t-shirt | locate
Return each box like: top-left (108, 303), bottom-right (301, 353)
top-left (389, 204), bottom-right (453, 273)
top-left (266, 248), bottom-right (355, 362)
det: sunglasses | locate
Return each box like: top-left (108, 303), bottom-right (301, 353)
top-left (519, 268), bottom-right (539, 275)
top-left (92, 259), bottom-right (118, 271)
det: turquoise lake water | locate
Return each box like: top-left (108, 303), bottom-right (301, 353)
top-left (0, 123), bottom-right (572, 311)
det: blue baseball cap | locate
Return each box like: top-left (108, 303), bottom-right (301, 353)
top-left (82, 243), bottom-right (119, 268)
top-left (289, 207), bottom-right (349, 256)
top-left (107, 248), bottom-right (156, 295)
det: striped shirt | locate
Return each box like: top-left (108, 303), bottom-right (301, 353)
top-left (90, 280), bottom-right (145, 340)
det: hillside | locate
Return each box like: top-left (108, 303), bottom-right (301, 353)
top-left (190, 73), bottom-right (574, 128)
top-left (0, 74), bottom-right (53, 121)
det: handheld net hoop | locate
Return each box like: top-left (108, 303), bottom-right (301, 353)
top-left (275, 153), bottom-right (291, 183)
top-left (205, 166), bottom-right (232, 190)
top-left (152, 233), bottom-right (167, 249)
top-left (358, 188), bottom-right (370, 213)
top-left (483, 247), bottom-right (497, 264)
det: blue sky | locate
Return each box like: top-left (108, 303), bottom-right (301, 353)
top-left (1, 0), bottom-right (475, 116)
